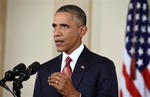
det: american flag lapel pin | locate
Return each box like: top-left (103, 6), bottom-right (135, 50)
top-left (81, 65), bottom-right (85, 69)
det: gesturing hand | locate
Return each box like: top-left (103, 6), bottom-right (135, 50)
top-left (47, 70), bottom-right (80, 97)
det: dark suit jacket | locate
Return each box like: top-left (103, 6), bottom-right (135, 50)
top-left (33, 46), bottom-right (118, 97)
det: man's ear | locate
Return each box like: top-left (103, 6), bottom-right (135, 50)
top-left (79, 25), bottom-right (87, 37)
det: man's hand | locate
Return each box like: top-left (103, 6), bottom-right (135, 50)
top-left (48, 72), bottom-right (80, 97)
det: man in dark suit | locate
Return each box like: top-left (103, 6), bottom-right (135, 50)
top-left (33, 5), bottom-right (118, 97)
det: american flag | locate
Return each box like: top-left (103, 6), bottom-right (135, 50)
top-left (120, 0), bottom-right (150, 97)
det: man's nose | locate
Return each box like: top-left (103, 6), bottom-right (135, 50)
top-left (54, 27), bottom-right (61, 36)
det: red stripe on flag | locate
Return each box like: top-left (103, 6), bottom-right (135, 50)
top-left (120, 89), bottom-right (123, 97)
top-left (141, 67), bottom-right (150, 92)
top-left (123, 64), bottom-right (141, 97)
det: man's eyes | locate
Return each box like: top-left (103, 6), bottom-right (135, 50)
top-left (52, 24), bottom-right (70, 29)
top-left (61, 24), bottom-right (69, 28)
top-left (52, 24), bottom-right (56, 28)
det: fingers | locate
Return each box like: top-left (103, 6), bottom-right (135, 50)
top-left (48, 72), bottom-right (79, 97)
top-left (47, 72), bottom-right (70, 90)
top-left (49, 72), bottom-right (69, 82)
top-left (49, 78), bottom-right (65, 91)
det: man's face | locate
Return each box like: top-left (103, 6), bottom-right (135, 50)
top-left (52, 12), bottom-right (86, 54)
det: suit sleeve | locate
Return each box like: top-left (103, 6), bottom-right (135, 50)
top-left (96, 60), bottom-right (118, 97)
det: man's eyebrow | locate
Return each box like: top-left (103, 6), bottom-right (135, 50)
top-left (60, 24), bottom-right (69, 27)
top-left (52, 23), bottom-right (56, 27)
top-left (52, 23), bottom-right (70, 28)
top-left (60, 24), bottom-right (70, 27)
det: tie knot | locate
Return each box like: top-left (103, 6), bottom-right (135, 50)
top-left (66, 57), bottom-right (72, 64)
top-left (62, 57), bottom-right (72, 77)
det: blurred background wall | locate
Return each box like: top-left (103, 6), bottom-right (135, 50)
top-left (0, 0), bottom-right (6, 96)
top-left (0, 0), bottom-right (130, 97)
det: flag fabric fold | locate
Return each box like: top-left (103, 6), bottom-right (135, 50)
top-left (120, 0), bottom-right (150, 97)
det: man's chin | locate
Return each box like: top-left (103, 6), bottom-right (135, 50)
top-left (56, 48), bottom-right (64, 52)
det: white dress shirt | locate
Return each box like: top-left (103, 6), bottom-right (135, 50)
top-left (61, 44), bottom-right (84, 73)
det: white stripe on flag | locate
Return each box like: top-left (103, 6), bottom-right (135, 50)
top-left (120, 73), bottom-right (131, 97)
top-left (133, 69), bottom-right (150, 97)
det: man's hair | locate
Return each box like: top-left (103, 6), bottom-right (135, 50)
top-left (56, 5), bottom-right (87, 26)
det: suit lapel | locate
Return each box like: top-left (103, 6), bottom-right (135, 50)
top-left (55, 54), bottom-right (62, 72)
top-left (50, 54), bottom-right (63, 97)
top-left (71, 47), bottom-right (91, 89)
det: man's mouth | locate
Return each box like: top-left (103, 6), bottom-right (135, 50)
top-left (55, 40), bottom-right (64, 45)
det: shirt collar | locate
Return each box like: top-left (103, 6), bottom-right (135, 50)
top-left (62, 44), bottom-right (84, 63)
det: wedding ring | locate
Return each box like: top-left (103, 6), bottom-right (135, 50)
top-left (56, 80), bottom-right (59, 85)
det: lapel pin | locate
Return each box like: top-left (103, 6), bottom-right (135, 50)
top-left (81, 65), bottom-right (85, 69)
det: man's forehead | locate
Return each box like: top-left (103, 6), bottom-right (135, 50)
top-left (54, 13), bottom-right (77, 22)
top-left (54, 12), bottom-right (73, 17)
top-left (54, 12), bottom-right (73, 20)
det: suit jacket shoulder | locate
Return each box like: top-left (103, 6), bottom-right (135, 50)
top-left (72, 46), bottom-right (118, 97)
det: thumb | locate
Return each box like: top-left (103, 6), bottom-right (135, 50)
top-left (63, 67), bottom-right (71, 79)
